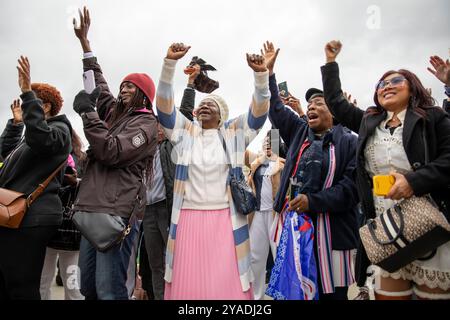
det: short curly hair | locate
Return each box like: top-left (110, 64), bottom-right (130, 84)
top-left (31, 83), bottom-right (64, 116)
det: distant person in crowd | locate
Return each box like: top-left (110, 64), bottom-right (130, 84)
top-left (40, 129), bottom-right (86, 300)
top-left (427, 55), bottom-right (450, 114)
top-left (156, 42), bottom-right (269, 299)
top-left (0, 56), bottom-right (72, 299)
top-left (321, 40), bottom-right (450, 300)
top-left (264, 41), bottom-right (359, 300)
top-left (245, 131), bottom-right (285, 300)
top-left (72, 7), bottom-right (158, 300)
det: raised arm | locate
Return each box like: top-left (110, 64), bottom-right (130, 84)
top-left (156, 43), bottom-right (191, 141)
top-left (244, 52), bottom-right (270, 131)
top-left (0, 100), bottom-right (24, 159)
top-left (73, 6), bottom-right (115, 120)
top-left (427, 55), bottom-right (450, 115)
top-left (17, 56), bottom-right (70, 154)
top-left (262, 41), bottom-right (306, 146)
top-left (179, 64), bottom-right (200, 121)
top-left (321, 41), bottom-right (364, 133)
top-left (73, 88), bottom-right (158, 168)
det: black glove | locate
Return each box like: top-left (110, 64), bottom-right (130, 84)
top-left (73, 87), bottom-right (101, 115)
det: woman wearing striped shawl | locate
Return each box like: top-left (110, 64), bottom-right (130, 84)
top-left (156, 43), bottom-right (269, 300)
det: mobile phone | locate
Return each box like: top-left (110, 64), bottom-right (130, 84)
top-left (373, 175), bottom-right (395, 196)
top-left (83, 70), bottom-right (95, 94)
top-left (278, 81), bottom-right (289, 98)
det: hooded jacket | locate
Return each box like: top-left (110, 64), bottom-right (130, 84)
top-left (0, 91), bottom-right (72, 227)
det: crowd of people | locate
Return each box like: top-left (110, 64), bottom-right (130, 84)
top-left (0, 6), bottom-right (449, 300)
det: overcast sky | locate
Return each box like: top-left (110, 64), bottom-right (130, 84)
top-left (1, 0), bottom-right (449, 152)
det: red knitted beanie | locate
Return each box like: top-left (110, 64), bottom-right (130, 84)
top-left (121, 73), bottom-right (156, 104)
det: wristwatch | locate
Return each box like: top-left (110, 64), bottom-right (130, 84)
top-left (187, 83), bottom-right (195, 89)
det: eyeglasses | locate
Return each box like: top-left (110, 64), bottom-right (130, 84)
top-left (376, 76), bottom-right (407, 91)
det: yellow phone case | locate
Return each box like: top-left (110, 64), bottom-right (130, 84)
top-left (373, 175), bottom-right (395, 196)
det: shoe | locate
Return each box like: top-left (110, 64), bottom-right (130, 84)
top-left (353, 286), bottom-right (370, 300)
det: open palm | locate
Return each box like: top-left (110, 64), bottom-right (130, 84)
top-left (261, 41), bottom-right (280, 74)
top-left (428, 55), bottom-right (450, 86)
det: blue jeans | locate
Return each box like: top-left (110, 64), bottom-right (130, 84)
top-left (78, 218), bottom-right (138, 300)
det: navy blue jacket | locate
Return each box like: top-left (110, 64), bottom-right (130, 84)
top-left (269, 74), bottom-right (359, 250)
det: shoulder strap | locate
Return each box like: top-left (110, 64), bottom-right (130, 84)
top-left (26, 161), bottom-right (67, 207)
top-left (218, 129), bottom-right (233, 171)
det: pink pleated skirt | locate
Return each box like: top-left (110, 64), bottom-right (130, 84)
top-left (164, 208), bottom-right (253, 300)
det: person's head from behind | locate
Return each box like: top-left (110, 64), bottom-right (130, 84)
top-left (194, 94), bottom-right (229, 129)
top-left (374, 69), bottom-right (435, 114)
top-left (31, 83), bottom-right (63, 119)
top-left (110, 73), bottom-right (156, 124)
top-left (305, 88), bottom-right (333, 134)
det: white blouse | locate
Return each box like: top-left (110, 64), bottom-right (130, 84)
top-left (182, 129), bottom-right (229, 210)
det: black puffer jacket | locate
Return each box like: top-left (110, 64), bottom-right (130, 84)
top-left (0, 91), bottom-right (72, 227)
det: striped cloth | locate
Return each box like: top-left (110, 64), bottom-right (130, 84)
top-left (156, 58), bottom-right (269, 292)
top-left (272, 141), bottom-right (355, 295)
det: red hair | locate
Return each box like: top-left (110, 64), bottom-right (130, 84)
top-left (31, 83), bottom-right (63, 116)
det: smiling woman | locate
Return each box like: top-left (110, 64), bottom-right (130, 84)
top-left (321, 40), bottom-right (450, 300)
top-left (156, 42), bottom-right (270, 300)
top-left (70, 6), bottom-right (159, 300)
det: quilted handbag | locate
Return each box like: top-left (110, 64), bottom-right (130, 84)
top-left (359, 196), bottom-right (450, 273)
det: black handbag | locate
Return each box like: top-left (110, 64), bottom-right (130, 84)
top-left (48, 184), bottom-right (82, 251)
top-left (218, 130), bottom-right (257, 215)
top-left (73, 195), bottom-right (142, 252)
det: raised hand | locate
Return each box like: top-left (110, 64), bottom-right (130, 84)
top-left (325, 40), bottom-right (342, 63)
top-left (343, 91), bottom-right (357, 106)
top-left (427, 55), bottom-right (450, 87)
top-left (186, 64), bottom-right (201, 85)
top-left (246, 53), bottom-right (267, 73)
top-left (261, 41), bottom-right (280, 75)
top-left (282, 94), bottom-right (304, 116)
top-left (17, 56), bottom-right (31, 93)
top-left (166, 43), bottom-right (191, 61)
top-left (10, 99), bottom-right (22, 124)
top-left (73, 6), bottom-right (92, 53)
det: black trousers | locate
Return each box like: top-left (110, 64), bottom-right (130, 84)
top-left (0, 225), bottom-right (58, 300)
top-left (142, 200), bottom-right (169, 300)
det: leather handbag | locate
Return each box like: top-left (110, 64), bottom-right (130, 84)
top-left (0, 162), bottom-right (66, 228)
top-left (72, 194), bottom-right (141, 252)
top-left (72, 211), bottom-right (132, 252)
top-left (359, 195), bottom-right (450, 273)
top-left (218, 130), bottom-right (257, 215)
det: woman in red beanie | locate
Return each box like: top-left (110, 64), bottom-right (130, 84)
top-left (71, 7), bottom-right (158, 300)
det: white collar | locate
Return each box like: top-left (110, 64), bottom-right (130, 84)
top-left (384, 108), bottom-right (407, 126)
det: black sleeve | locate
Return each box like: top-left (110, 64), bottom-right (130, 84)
top-left (0, 119), bottom-right (24, 159)
top-left (21, 91), bottom-right (71, 155)
top-left (321, 62), bottom-right (365, 133)
top-left (179, 87), bottom-right (195, 121)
